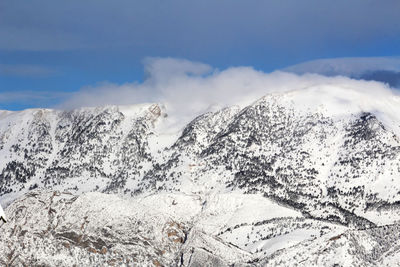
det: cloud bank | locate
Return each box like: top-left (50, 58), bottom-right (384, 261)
top-left (60, 58), bottom-right (400, 130)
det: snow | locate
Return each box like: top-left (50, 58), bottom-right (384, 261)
top-left (118, 103), bottom-right (154, 117)
top-left (0, 202), bottom-right (5, 222)
top-left (271, 83), bottom-right (400, 137)
top-left (0, 190), bottom-right (310, 265)
top-left (247, 228), bottom-right (318, 255)
top-left (196, 192), bottom-right (302, 235)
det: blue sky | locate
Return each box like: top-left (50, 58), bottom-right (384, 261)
top-left (1, 0), bottom-right (400, 110)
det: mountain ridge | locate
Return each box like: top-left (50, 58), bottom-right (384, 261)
top-left (1, 86), bottom-right (400, 266)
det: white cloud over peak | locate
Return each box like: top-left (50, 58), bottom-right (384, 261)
top-left (60, 58), bottom-right (400, 132)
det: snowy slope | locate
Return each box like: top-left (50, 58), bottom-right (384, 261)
top-left (0, 190), bottom-right (345, 266)
top-left (261, 223), bottom-right (400, 266)
top-left (0, 202), bottom-right (5, 222)
top-left (143, 85), bottom-right (400, 228)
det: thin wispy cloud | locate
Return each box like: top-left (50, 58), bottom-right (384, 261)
top-left (0, 91), bottom-right (67, 110)
top-left (0, 64), bottom-right (57, 78)
top-left (283, 56), bottom-right (400, 88)
top-left (284, 57), bottom-right (400, 76)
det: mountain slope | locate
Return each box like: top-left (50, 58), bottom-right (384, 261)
top-left (0, 190), bottom-right (346, 266)
top-left (0, 104), bottom-right (165, 204)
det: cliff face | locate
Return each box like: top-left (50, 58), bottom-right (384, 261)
top-left (1, 87), bottom-right (400, 266)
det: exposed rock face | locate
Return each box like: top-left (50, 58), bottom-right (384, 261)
top-left (1, 89), bottom-right (400, 266)
top-left (0, 191), bottom-right (191, 266)
top-left (0, 190), bottom-right (343, 266)
top-left (2, 190), bottom-right (400, 266)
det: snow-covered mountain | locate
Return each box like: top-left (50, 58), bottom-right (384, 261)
top-left (1, 84), bottom-right (400, 266)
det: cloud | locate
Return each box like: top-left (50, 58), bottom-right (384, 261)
top-left (0, 64), bottom-right (57, 77)
top-left (360, 70), bottom-right (400, 88)
top-left (283, 57), bottom-right (400, 88)
top-left (0, 91), bottom-right (67, 108)
top-left (283, 57), bottom-right (400, 77)
top-left (60, 58), bottom-right (400, 130)
top-left (142, 57), bottom-right (212, 81)
top-left (60, 58), bottom-right (215, 112)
